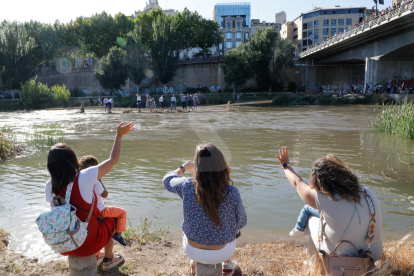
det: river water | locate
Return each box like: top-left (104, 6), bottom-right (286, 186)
top-left (0, 105), bottom-right (413, 261)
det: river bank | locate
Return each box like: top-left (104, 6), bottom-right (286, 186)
top-left (1, 229), bottom-right (413, 276)
top-left (0, 93), bottom-right (394, 112)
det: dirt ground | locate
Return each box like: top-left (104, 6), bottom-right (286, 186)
top-left (1, 229), bottom-right (413, 276)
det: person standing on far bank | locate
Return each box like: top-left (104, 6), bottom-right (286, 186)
top-left (171, 94), bottom-right (177, 111)
top-left (159, 95), bottom-right (164, 112)
top-left (136, 94), bottom-right (141, 113)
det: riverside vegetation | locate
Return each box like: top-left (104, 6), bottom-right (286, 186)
top-left (0, 221), bottom-right (413, 275)
top-left (0, 124), bottom-right (65, 160)
top-left (372, 99), bottom-right (414, 140)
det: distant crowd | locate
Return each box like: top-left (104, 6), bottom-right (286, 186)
top-left (136, 93), bottom-right (200, 113)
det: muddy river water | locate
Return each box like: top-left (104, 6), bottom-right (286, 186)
top-left (0, 105), bottom-right (413, 261)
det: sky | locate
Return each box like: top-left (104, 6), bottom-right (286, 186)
top-left (1, 0), bottom-right (395, 25)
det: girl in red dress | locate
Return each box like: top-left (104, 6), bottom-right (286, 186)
top-left (46, 122), bottom-right (134, 271)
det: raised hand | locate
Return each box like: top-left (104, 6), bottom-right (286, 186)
top-left (116, 122), bottom-right (135, 137)
top-left (276, 146), bottom-right (290, 166)
top-left (182, 160), bottom-right (195, 173)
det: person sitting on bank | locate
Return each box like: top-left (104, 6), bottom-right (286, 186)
top-left (163, 144), bottom-right (247, 275)
top-left (44, 122), bottom-right (134, 271)
top-left (276, 147), bottom-right (383, 262)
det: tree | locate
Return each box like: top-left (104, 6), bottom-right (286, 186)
top-left (0, 21), bottom-right (37, 100)
top-left (245, 27), bottom-right (278, 92)
top-left (221, 45), bottom-right (252, 94)
top-left (274, 38), bottom-right (296, 81)
top-left (194, 19), bottom-right (222, 56)
top-left (94, 46), bottom-right (129, 94)
top-left (133, 13), bottom-right (181, 86)
top-left (124, 38), bottom-right (147, 91)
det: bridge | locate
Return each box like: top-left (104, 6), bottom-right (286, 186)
top-left (298, 0), bottom-right (414, 92)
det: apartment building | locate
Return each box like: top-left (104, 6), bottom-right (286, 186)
top-left (280, 6), bottom-right (366, 51)
top-left (218, 15), bottom-right (251, 55)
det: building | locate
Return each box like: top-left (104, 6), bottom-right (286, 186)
top-left (280, 6), bottom-right (366, 52)
top-left (217, 15), bottom-right (251, 55)
top-left (275, 11), bottom-right (286, 31)
top-left (134, 0), bottom-right (176, 17)
top-left (214, 3), bottom-right (251, 28)
top-left (251, 19), bottom-right (278, 35)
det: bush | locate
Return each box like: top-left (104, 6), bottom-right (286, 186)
top-left (51, 84), bottom-right (70, 107)
top-left (70, 88), bottom-right (85, 97)
top-left (287, 82), bottom-right (297, 92)
top-left (21, 78), bottom-right (53, 109)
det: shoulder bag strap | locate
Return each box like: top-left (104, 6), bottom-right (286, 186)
top-left (360, 186), bottom-right (376, 244)
top-left (85, 196), bottom-right (95, 223)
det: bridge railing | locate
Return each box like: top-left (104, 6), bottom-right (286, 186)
top-left (300, 0), bottom-right (414, 58)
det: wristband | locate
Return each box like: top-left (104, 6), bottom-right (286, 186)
top-left (179, 165), bottom-right (185, 173)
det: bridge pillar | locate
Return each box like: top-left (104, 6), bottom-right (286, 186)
top-left (364, 57), bottom-right (378, 94)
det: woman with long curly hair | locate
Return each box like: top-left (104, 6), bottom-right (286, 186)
top-left (163, 144), bottom-right (247, 276)
top-left (276, 147), bottom-right (383, 261)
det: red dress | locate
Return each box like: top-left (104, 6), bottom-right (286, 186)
top-left (57, 175), bottom-right (116, 257)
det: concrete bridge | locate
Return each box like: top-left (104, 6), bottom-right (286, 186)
top-left (299, 0), bottom-right (414, 92)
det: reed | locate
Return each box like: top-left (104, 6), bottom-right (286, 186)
top-left (27, 123), bottom-right (65, 147)
top-left (372, 99), bottom-right (414, 140)
top-left (0, 127), bottom-right (21, 160)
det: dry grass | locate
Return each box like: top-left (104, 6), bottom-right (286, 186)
top-left (0, 228), bottom-right (413, 276)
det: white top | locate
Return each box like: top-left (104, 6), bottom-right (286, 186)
top-left (309, 186), bottom-right (383, 260)
top-left (45, 166), bottom-right (100, 205)
top-left (103, 98), bottom-right (109, 104)
top-left (159, 96), bottom-right (164, 102)
top-left (93, 181), bottom-right (106, 211)
top-left (109, 99), bottom-right (113, 103)
top-left (171, 96), bottom-right (176, 102)
top-left (137, 95), bottom-right (141, 101)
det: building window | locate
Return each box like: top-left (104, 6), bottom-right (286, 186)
top-left (227, 22), bottom-right (231, 30)
top-left (303, 40), bottom-right (308, 46)
top-left (346, 19), bottom-right (352, 25)
top-left (303, 31), bottom-right (307, 38)
top-left (323, 20), bottom-right (329, 26)
top-left (338, 19), bottom-right (344, 26)
top-left (338, 28), bottom-right (344, 33)
top-left (293, 35), bottom-right (298, 39)
top-left (244, 32), bottom-right (249, 40)
top-left (323, 37), bottom-right (327, 40)
top-left (293, 27), bottom-right (298, 32)
top-left (219, 43), bottom-right (223, 50)
top-left (236, 41), bottom-right (241, 47)
top-left (226, 32), bottom-right (232, 39)
top-left (226, 41), bottom-right (232, 48)
top-left (330, 28), bottom-right (336, 35)
top-left (303, 47), bottom-right (307, 51)
top-left (331, 19), bottom-right (336, 26)
top-left (308, 39), bottom-right (313, 45)
top-left (314, 29), bottom-right (319, 39)
top-left (236, 31), bottom-right (242, 38)
top-left (308, 30), bottom-right (313, 39)
top-left (308, 22), bottom-right (313, 28)
top-left (314, 20), bottom-right (319, 27)
top-left (303, 23), bottom-right (307, 29)
top-left (323, 28), bottom-right (329, 35)
top-left (237, 22), bottom-right (241, 29)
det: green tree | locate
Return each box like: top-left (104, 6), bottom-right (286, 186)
top-left (194, 19), bottom-right (222, 56)
top-left (133, 9), bottom-right (165, 50)
top-left (245, 27), bottom-right (278, 92)
top-left (51, 83), bottom-right (70, 106)
top-left (133, 14), bottom-right (181, 86)
top-left (175, 8), bottom-right (200, 54)
top-left (221, 45), bottom-right (252, 94)
top-left (124, 38), bottom-right (147, 91)
top-left (0, 21), bottom-right (37, 100)
top-left (94, 46), bottom-right (129, 95)
top-left (274, 38), bottom-right (296, 81)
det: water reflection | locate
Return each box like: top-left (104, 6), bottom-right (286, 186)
top-left (0, 105), bottom-right (413, 261)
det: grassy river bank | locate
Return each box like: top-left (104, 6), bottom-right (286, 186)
top-left (1, 226), bottom-right (413, 276)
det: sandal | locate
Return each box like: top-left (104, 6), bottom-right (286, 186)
top-left (96, 252), bottom-right (114, 266)
top-left (102, 252), bottom-right (124, 271)
top-left (190, 260), bottom-right (196, 276)
top-left (222, 260), bottom-right (237, 276)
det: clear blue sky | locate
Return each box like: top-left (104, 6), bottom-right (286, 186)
top-left (1, 0), bottom-right (394, 24)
